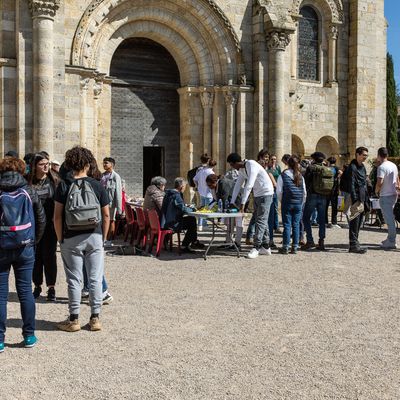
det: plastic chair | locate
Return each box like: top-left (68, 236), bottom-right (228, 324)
top-left (124, 204), bottom-right (138, 244)
top-left (146, 210), bottom-right (173, 257)
top-left (135, 207), bottom-right (148, 249)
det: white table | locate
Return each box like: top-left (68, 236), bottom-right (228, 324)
top-left (188, 211), bottom-right (246, 260)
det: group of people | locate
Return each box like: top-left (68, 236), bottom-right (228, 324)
top-left (0, 147), bottom-right (124, 351)
top-left (143, 146), bottom-right (399, 259)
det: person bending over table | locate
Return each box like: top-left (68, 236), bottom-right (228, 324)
top-left (206, 174), bottom-right (243, 249)
top-left (161, 177), bottom-right (204, 254)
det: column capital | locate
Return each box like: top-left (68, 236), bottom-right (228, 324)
top-left (223, 90), bottom-right (238, 107)
top-left (200, 90), bottom-right (214, 109)
top-left (329, 24), bottom-right (339, 40)
top-left (266, 30), bottom-right (291, 51)
top-left (29, 0), bottom-right (60, 20)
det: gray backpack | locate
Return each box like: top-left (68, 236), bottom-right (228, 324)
top-left (65, 179), bottom-right (101, 231)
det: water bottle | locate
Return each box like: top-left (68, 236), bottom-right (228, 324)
top-left (218, 199), bottom-right (223, 212)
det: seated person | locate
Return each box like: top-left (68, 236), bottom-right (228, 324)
top-left (206, 174), bottom-right (243, 248)
top-left (161, 177), bottom-right (204, 253)
top-left (143, 176), bottom-right (166, 216)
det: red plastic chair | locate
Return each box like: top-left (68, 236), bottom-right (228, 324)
top-left (135, 207), bottom-right (148, 249)
top-left (124, 204), bottom-right (138, 244)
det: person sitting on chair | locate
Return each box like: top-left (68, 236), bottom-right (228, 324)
top-left (161, 177), bottom-right (204, 253)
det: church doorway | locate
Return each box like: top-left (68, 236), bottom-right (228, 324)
top-left (110, 37), bottom-right (181, 196)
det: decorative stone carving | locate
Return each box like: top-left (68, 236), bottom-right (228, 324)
top-left (329, 24), bottom-right (339, 40)
top-left (93, 81), bottom-right (103, 99)
top-left (80, 78), bottom-right (90, 92)
top-left (200, 91), bottom-right (214, 109)
top-left (224, 91), bottom-right (238, 106)
top-left (290, 0), bottom-right (344, 24)
top-left (29, 0), bottom-right (60, 19)
top-left (266, 31), bottom-right (291, 51)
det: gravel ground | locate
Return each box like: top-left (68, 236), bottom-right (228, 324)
top-left (1, 224), bottom-right (400, 400)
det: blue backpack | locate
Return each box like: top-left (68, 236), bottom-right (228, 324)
top-left (0, 188), bottom-right (35, 250)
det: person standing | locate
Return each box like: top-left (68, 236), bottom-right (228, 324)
top-left (276, 156), bottom-right (307, 254)
top-left (302, 152), bottom-right (333, 251)
top-left (54, 146), bottom-right (110, 332)
top-left (325, 156), bottom-right (341, 229)
top-left (0, 157), bottom-right (46, 351)
top-left (347, 147), bottom-right (369, 253)
top-left (101, 157), bottom-right (122, 242)
top-left (193, 158), bottom-right (216, 230)
top-left (267, 154), bottom-right (282, 235)
top-left (28, 153), bottom-right (60, 301)
top-left (228, 153), bottom-right (274, 259)
top-left (375, 147), bottom-right (399, 249)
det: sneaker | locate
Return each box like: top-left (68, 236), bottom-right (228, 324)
top-left (246, 248), bottom-right (259, 259)
top-left (24, 335), bottom-right (37, 348)
top-left (317, 240), bottom-right (326, 251)
top-left (331, 224), bottom-right (341, 229)
top-left (349, 246), bottom-right (367, 254)
top-left (198, 225), bottom-right (203, 232)
top-left (269, 241), bottom-right (278, 249)
top-left (46, 287), bottom-right (56, 302)
top-left (190, 240), bottom-right (205, 249)
top-left (57, 318), bottom-right (81, 332)
top-left (81, 290), bottom-right (89, 299)
top-left (278, 247), bottom-right (289, 255)
top-left (291, 247), bottom-right (298, 254)
top-left (104, 240), bottom-right (113, 247)
top-left (381, 239), bottom-right (397, 249)
top-left (301, 242), bottom-right (316, 250)
top-left (274, 228), bottom-right (283, 234)
top-left (181, 246), bottom-right (196, 254)
top-left (0, 342), bottom-right (4, 353)
top-left (311, 222), bottom-right (318, 227)
top-left (327, 223), bottom-right (333, 228)
top-left (258, 246), bottom-right (272, 255)
top-left (245, 238), bottom-right (253, 246)
top-left (102, 292), bottom-right (113, 305)
top-left (89, 317), bottom-right (102, 331)
top-left (33, 286), bottom-right (42, 299)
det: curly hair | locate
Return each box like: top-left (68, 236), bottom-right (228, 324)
top-left (64, 146), bottom-right (95, 172)
top-left (0, 157), bottom-right (25, 174)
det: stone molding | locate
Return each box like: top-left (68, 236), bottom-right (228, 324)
top-left (290, 0), bottom-right (344, 24)
top-left (266, 31), bottom-right (291, 51)
top-left (29, 0), bottom-right (60, 19)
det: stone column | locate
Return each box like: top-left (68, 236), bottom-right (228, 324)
top-left (328, 24), bottom-right (339, 85)
top-left (223, 87), bottom-right (238, 160)
top-left (79, 78), bottom-right (90, 148)
top-left (199, 88), bottom-right (214, 156)
top-left (266, 30), bottom-right (292, 161)
top-left (29, 0), bottom-right (60, 154)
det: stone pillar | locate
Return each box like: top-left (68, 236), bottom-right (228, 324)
top-left (212, 87), bottom-right (226, 174)
top-left (29, 0), bottom-right (59, 154)
top-left (79, 78), bottom-right (90, 148)
top-left (223, 87), bottom-right (238, 160)
top-left (328, 24), bottom-right (339, 85)
top-left (199, 88), bottom-right (214, 156)
top-left (266, 30), bottom-right (292, 162)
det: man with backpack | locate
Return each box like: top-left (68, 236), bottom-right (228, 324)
top-left (54, 146), bottom-right (110, 332)
top-left (302, 152), bottom-right (334, 251)
top-left (0, 157), bottom-right (46, 351)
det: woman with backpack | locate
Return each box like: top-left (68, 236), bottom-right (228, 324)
top-left (54, 146), bottom-right (110, 332)
top-left (276, 156), bottom-right (307, 254)
top-left (0, 157), bottom-right (46, 351)
top-left (28, 153), bottom-right (60, 301)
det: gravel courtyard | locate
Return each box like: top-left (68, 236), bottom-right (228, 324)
top-left (1, 225), bottom-right (400, 400)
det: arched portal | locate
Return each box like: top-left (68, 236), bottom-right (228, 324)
top-left (292, 134), bottom-right (305, 157)
top-left (110, 38), bottom-right (180, 195)
top-left (316, 135), bottom-right (339, 157)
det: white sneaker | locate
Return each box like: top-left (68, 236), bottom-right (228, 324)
top-left (198, 225), bottom-right (203, 232)
top-left (246, 248), bottom-right (259, 259)
top-left (331, 224), bottom-right (341, 229)
top-left (259, 246), bottom-right (272, 255)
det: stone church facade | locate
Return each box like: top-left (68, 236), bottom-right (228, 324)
top-left (0, 0), bottom-right (386, 194)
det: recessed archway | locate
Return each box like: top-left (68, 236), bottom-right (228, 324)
top-left (292, 134), bottom-right (305, 157)
top-left (110, 38), bottom-right (181, 195)
top-left (316, 135), bottom-right (339, 157)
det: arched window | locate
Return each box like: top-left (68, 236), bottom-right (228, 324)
top-left (298, 6), bottom-right (319, 81)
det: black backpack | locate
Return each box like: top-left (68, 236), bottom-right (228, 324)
top-left (187, 166), bottom-right (200, 188)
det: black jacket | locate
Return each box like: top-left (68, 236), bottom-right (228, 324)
top-left (0, 171), bottom-right (46, 243)
top-left (349, 159), bottom-right (367, 204)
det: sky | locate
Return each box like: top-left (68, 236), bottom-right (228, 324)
top-left (385, 0), bottom-right (400, 85)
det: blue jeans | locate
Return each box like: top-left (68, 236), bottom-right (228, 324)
top-left (303, 194), bottom-right (327, 243)
top-left (282, 202), bottom-right (303, 250)
top-left (379, 195), bottom-right (398, 244)
top-left (272, 192), bottom-right (279, 230)
top-left (0, 246), bottom-right (36, 342)
top-left (83, 264), bottom-right (108, 293)
top-left (253, 195), bottom-right (273, 248)
top-left (247, 194), bottom-right (276, 243)
top-left (246, 214), bottom-right (256, 240)
top-left (198, 196), bottom-right (212, 227)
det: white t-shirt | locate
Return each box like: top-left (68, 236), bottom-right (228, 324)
top-left (193, 167), bottom-right (214, 198)
top-left (377, 160), bottom-right (398, 196)
top-left (231, 160), bottom-right (274, 205)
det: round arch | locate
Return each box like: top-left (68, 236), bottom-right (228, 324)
top-left (316, 136), bottom-right (339, 157)
top-left (291, 0), bottom-right (344, 24)
top-left (292, 134), bottom-right (305, 157)
top-left (71, 0), bottom-right (243, 85)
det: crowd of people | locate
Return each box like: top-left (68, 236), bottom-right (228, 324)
top-left (0, 144), bottom-right (398, 351)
